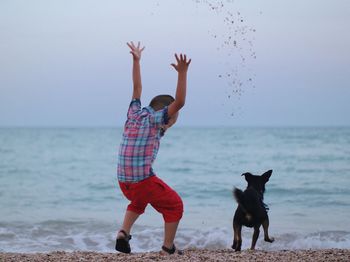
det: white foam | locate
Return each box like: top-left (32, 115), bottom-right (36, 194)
top-left (263, 231), bottom-right (350, 250)
top-left (1, 222), bottom-right (350, 252)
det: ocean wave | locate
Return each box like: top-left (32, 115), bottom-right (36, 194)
top-left (268, 187), bottom-right (350, 196)
top-left (1, 221), bottom-right (350, 253)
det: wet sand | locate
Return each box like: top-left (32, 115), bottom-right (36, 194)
top-left (1, 249), bottom-right (350, 262)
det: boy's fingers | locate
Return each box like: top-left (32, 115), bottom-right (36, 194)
top-left (175, 53), bottom-right (180, 63)
top-left (131, 41), bottom-right (135, 48)
top-left (127, 42), bottom-right (133, 49)
top-left (170, 63), bottom-right (177, 69)
top-left (187, 58), bottom-right (192, 66)
top-left (180, 53), bottom-right (183, 61)
top-left (184, 54), bottom-right (187, 62)
top-left (141, 46), bottom-right (146, 52)
top-left (137, 41), bottom-right (140, 49)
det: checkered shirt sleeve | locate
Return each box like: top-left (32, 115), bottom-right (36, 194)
top-left (127, 99), bottom-right (141, 119)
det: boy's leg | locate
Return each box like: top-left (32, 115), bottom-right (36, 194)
top-left (148, 176), bottom-right (183, 250)
top-left (118, 181), bottom-right (148, 238)
top-left (117, 210), bottom-right (140, 238)
top-left (116, 210), bottom-right (139, 253)
top-left (116, 180), bottom-right (150, 253)
top-left (163, 221), bottom-right (180, 249)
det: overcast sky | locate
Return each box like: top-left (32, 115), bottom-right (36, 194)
top-left (1, 0), bottom-right (349, 127)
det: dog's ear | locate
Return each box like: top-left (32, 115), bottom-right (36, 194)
top-left (262, 169), bottom-right (273, 183)
top-left (242, 172), bottom-right (253, 183)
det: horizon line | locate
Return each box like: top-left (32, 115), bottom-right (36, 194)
top-left (0, 125), bottom-right (349, 129)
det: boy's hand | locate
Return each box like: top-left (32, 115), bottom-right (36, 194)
top-left (171, 53), bottom-right (191, 73)
top-left (167, 53), bottom-right (191, 118)
top-left (127, 41), bottom-right (144, 99)
top-left (127, 41), bottom-right (145, 61)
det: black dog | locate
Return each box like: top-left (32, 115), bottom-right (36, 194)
top-left (232, 170), bottom-right (274, 251)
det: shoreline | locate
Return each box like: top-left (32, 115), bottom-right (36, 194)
top-left (1, 249), bottom-right (350, 262)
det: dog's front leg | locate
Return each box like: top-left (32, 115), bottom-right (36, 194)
top-left (262, 218), bottom-right (275, 243)
top-left (251, 225), bottom-right (260, 250)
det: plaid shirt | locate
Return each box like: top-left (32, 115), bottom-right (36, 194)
top-left (117, 99), bottom-right (169, 182)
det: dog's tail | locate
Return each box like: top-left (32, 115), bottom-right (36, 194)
top-left (233, 187), bottom-right (269, 216)
top-left (233, 188), bottom-right (252, 215)
top-left (233, 187), bottom-right (245, 205)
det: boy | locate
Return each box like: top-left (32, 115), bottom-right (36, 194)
top-left (116, 41), bottom-right (191, 254)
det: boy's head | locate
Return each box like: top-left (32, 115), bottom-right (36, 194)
top-left (149, 95), bottom-right (175, 111)
top-left (150, 95), bottom-right (178, 134)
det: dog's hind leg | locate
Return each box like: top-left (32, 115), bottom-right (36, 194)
top-left (250, 225), bottom-right (260, 250)
top-left (232, 228), bottom-right (237, 250)
top-left (262, 218), bottom-right (275, 243)
top-left (232, 223), bottom-right (242, 251)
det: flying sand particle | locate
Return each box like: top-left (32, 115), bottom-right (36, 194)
top-left (193, 0), bottom-right (257, 117)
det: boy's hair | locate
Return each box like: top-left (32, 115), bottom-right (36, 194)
top-left (149, 95), bottom-right (175, 111)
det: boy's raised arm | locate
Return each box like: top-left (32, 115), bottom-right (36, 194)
top-left (168, 53), bottom-right (191, 117)
top-left (127, 41), bottom-right (145, 100)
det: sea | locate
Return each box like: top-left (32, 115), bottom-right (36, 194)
top-left (1, 127), bottom-right (350, 253)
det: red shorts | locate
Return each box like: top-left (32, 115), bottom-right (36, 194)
top-left (119, 176), bottom-right (183, 223)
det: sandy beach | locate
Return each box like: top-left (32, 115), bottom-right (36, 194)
top-left (1, 249), bottom-right (350, 262)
